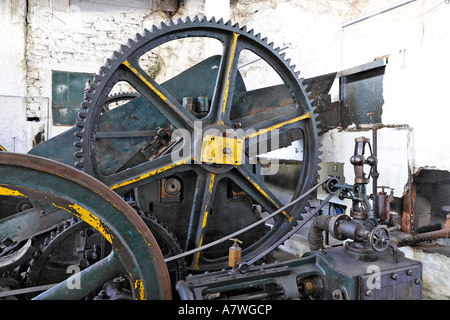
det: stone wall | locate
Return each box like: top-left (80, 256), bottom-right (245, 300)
top-left (25, 0), bottom-right (207, 138)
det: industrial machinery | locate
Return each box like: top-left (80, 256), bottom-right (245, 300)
top-left (0, 17), bottom-right (448, 300)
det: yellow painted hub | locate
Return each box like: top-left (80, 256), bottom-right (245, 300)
top-left (201, 135), bottom-right (244, 165)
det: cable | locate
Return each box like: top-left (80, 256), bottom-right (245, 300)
top-left (241, 192), bottom-right (335, 269)
top-left (344, 0), bottom-right (445, 26)
top-left (164, 176), bottom-right (331, 263)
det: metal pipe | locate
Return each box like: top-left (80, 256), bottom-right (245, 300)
top-left (175, 280), bottom-right (195, 300)
top-left (342, 0), bottom-right (417, 29)
top-left (393, 214), bottom-right (450, 247)
top-left (308, 215), bottom-right (332, 251)
top-left (392, 227), bottom-right (450, 247)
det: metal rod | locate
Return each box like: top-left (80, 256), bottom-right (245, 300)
top-left (165, 176), bottom-right (331, 263)
top-left (95, 130), bottom-right (157, 138)
top-left (392, 227), bottom-right (450, 247)
top-left (0, 283), bottom-right (57, 298)
top-left (342, 0), bottom-right (417, 29)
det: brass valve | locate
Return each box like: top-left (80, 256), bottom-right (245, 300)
top-left (228, 238), bottom-right (243, 268)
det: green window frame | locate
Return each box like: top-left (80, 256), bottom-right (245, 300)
top-left (52, 71), bottom-right (94, 126)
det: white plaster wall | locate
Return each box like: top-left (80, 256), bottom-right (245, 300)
top-left (320, 1), bottom-right (450, 198)
top-left (25, 0), bottom-right (207, 140)
top-left (401, 246), bottom-right (450, 299)
top-left (231, 0), bottom-right (348, 79)
top-left (0, 0), bottom-right (35, 153)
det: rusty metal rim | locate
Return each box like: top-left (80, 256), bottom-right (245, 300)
top-left (0, 152), bottom-right (172, 300)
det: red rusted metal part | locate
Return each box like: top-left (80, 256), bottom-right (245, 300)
top-left (402, 184), bottom-right (416, 234)
top-left (394, 212), bottom-right (450, 247)
top-left (393, 226), bottom-right (450, 247)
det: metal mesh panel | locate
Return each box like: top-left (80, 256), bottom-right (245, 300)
top-left (303, 72), bottom-right (339, 132)
top-left (339, 60), bottom-right (386, 128)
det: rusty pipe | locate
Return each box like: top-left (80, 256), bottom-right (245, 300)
top-left (392, 214), bottom-right (450, 247)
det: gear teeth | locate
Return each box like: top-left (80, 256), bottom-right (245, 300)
top-left (75, 120), bottom-right (85, 128)
top-left (141, 28), bottom-right (150, 37)
top-left (126, 38), bottom-right (135, 47)
top-left (78, 111), bottom-right (87, 120)
top-left (74, 150), bottom-right (84, 159)
top-left (74, 161), bottom-right (84, 169)
top-left (134, 32), bottom-right (143, 42)
top-left (72, 17), bottom-right (322, 248)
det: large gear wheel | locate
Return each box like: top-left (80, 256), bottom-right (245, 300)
top-left (24, 213), bottom-right (185, 299)
top-left (0, 152), bottom-right (171, 300)
top-left (74, 16), bottom-right (320, 271)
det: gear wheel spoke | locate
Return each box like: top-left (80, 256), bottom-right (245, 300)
top-left (120, 60), bottom-right (196, 131)
top-left (0, 152), bottom-right (171, 300)
top-left (74, 16), bottom-right (320, 271)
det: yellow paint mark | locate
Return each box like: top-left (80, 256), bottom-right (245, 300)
top-left (193, 173), bottom-right (215, 269)
top-left (134, 279), bottom-right (145, 300)
top-left (208, 173), bottom-right (216, 194)
top-left (221, 33), bottom-right (240, 116)
top-left (246, 112), bottom-right (311, 139)
top-left (122, 60), bottom-right (169, 103)
top-left (201, 135), bottom-right (244, 165)
top-left (112, 159), bottom-right (187, 190)
top-left (245, 176), bottom-right (292, 221)
top-left (0, 186), bottom-right (26, 197)
top-left (192, 251), bottom-right (201, 270)
top-left (52, 203), bottom-right (113, 243)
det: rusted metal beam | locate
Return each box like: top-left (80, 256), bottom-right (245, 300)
top-left (402, 183), bottom-right (416, 234)
top-left (394, 210), bottom-right (450, 247)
